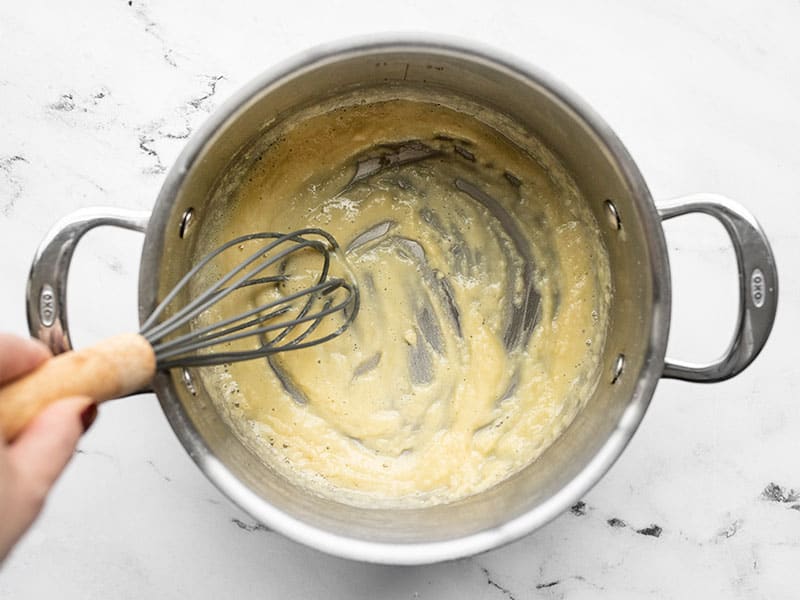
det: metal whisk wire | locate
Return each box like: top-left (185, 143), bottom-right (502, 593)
top-left (140, 228), bottom-right (359, 370)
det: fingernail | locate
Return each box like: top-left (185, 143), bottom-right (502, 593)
top-left (80, 403), bottom-right (98, 433)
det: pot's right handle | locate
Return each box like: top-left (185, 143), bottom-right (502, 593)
top-left (657, 194), bottom-right (778, 382)
top-left (26, 207), bottom-right (151, 355)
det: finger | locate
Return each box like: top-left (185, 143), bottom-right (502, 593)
top-left (7, 396), bottom-right (95, 508)
top-left (0, 334), bottom-right (51, 385)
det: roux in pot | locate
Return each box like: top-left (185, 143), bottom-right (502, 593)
top-left (195, 93), bottom-right (611, 507)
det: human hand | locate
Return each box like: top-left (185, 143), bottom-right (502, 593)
top-left (0, 334), bottom-right (96, 563)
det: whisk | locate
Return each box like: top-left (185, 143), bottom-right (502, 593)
top-left (0, 228), bottom-right (359, 440)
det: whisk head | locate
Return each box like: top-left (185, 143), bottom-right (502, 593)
top-left (140, 228), bottom-right (359, 370)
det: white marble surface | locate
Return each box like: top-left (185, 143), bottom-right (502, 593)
top-left (0, 0), bottom-right (798, 597)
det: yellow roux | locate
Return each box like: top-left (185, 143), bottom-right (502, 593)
top-left (196, 95), bottom-right (611, 507)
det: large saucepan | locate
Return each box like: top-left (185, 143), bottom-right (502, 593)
top-left (25, 38), bottom-right (778, 564)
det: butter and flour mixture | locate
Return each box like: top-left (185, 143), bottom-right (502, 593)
top-left (195, 91), bottom-right (611, 507)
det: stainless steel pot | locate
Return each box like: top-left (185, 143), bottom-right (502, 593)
top-left (26, 37), bottom-right (778, 564)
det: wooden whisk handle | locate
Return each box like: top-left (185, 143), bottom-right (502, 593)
top-left (0, 333), bottom-right (156, 441)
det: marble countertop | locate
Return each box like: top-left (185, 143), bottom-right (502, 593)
top-left (1, 0), bottom-right (798, 597)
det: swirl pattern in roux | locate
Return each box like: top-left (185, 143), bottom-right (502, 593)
top-left (195, 94), bottom-right (611, 507)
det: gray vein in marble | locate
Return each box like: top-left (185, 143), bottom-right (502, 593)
top-left (146, 459), bottom-right (172, 482)
top-left (48, 89), bottom-right (111, 116)
top-left (74, 447), bottom-right (123, 475)
top-left (128, 0), bottom-right (183, 68)
top-left (188, 75), bottom-right (225, 111)
top-left (162, 127), bottom-right (192, 140)
top-left (138, 134), bottom-right (166, 174)
top-left (74, 171), bottom-right (107, 194)
top-left (49, 93), bottom-right (76, 112)
top-left (479, 566), bottom-right (516, 600)
top-left (231, 518), bottom-right (270, 533)
top-left (716, 519), bottom-right (743, 540)
top-left (569, 576), bottom-right (605, 593)
top-left (135, 73), bottom-right (226, 174)
top-left (75, 447), bottom-right (117, 462)
top-left (607, 517), bottom-right (626, 528)
top-left (635, 524), bottom-right (663, 538)
top-left (605, 516), bottom-right (663, 537)
top-left (538, 575), bottom-right (607, 594)
top-left (569, 500), bottom-right (587, 516)
top-left (0, 155), bottom-right (27, 217)
top-left (761, 481), bottom-right (799, 503)
top-left (162, 49), bottom-right (178, 68)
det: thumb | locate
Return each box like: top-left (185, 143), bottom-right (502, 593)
top-left (8, 397), bottom-right (96, 513)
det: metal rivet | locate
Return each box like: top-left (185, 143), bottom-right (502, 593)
top-left (605, 199), bottom-right (622, 230)
top-left (611, 354), bottom-right (625, 384)
top-left (182, 368), bottom-right (197, 396)
top-left (179, 207), bottom-right (195, 239)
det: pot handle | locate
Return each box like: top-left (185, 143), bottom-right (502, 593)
top-left (657, 194), bottom-right (778, 382)
top-left (26, 207), bottom-right (151, 354)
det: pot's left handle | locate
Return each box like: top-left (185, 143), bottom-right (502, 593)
top-left (27, 207), bottom-right (151, 354)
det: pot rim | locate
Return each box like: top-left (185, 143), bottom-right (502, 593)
top-left (139, 34), bottom-right (671, 565)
